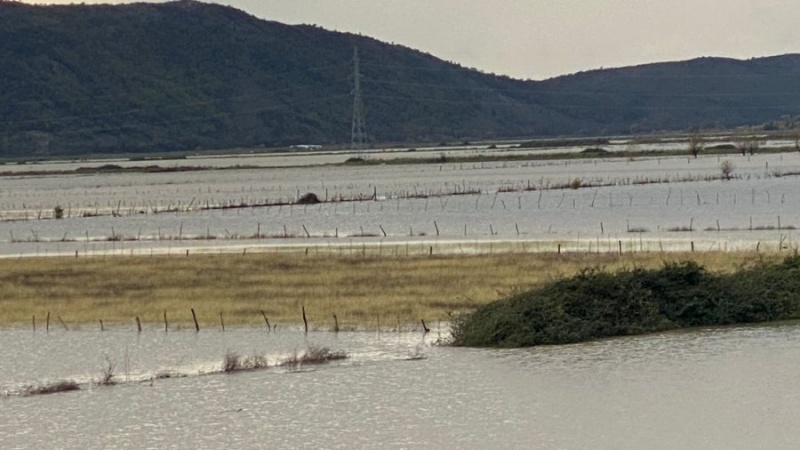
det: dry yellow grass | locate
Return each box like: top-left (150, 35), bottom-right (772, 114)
top-left (0, 250), bottom-right (780, 330)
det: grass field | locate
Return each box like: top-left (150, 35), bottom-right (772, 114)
top-left (0, 250), bottom-right (781, 331)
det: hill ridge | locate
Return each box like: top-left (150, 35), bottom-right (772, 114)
top-left (1, 0), bottom-right (800, 156)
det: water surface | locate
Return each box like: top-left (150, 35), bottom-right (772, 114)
top-left (2, 324), bottom-right (800, 449)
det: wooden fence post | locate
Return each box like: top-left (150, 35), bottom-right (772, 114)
top-left (191, 308), bottom-right (200, 332)
top-left (260, 310), bottom-right (271, 331)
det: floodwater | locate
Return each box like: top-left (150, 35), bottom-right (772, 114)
top-left (0, 151), bottom-right (799, 256)
top-left (4, 148), bottom-right (800, 448)
top-left (2, 324), bottom-right (800, 449)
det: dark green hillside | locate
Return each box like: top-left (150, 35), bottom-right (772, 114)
top-left (534, 56), bottom-right (800, 134)
top-left (2, 0), bottom-right (800, 156)
top-left (0, 0), bottom-right (577, 156)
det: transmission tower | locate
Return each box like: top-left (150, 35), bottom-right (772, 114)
top-left (350, 46), bottom-right (368, 151)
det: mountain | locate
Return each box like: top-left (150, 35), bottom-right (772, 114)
top-left (1, 0), bottom-right (799, 156)
top-left (536, 55), bottom-right (800, 134)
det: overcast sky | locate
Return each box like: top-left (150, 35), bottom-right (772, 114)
top-left (22, 0), bottom-right (800, 80)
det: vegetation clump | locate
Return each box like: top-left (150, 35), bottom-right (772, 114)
top-left (278, 345), bottom-right (348, 368)
top-left (96, 356), bottom-right (117, 386)
top-left (222, 350), bottom-right (241, 372)
top-left (222, 350), bottom-right (270, 373)
top-left (451, 255), bottom-right (800, 348)
top-left (23, 380), bottom-right (80, 396)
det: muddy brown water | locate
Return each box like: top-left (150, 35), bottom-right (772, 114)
top-left (2, 323), bottom-right (800, 449)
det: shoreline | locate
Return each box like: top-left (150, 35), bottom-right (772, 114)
top-left (0, 233), bottom-right (792, 259)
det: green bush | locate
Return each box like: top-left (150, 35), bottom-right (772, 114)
top-left (451, 256), bottom-right (800, 348)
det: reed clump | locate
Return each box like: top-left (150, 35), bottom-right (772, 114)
top-left (222, 350), bottom-right (270, 373)
top-left (451, 254), bottom-right (800, 348)
top-left (278, 345), bottom-right (348, 368)
top-left (96, 356), bottom-right (116, 386)
top-left (222, 346), bottom-right (346, 373)
top-left (222, 350), bottom-right (241, 372)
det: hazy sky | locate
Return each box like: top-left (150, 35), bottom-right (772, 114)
top-left (22, 0), bottom-right (800, 80)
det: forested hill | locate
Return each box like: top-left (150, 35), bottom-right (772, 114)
top-left (2, 0), bottom-right (800, 157)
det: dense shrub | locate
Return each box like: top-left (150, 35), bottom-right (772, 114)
top-left (451, 256), bottom-right (800, 348)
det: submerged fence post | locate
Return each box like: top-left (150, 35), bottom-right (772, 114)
top-left (219, 312), bottom-right (225, 332)
top-left (302, 306), bottom-right (309, 334)
top-left (260, 310), bottom-right (271, 331)
top-left (333, 314), bottom-right (340, 333)
top-left (191, 308), bottom-right (200, 332)
top-left (135, 317), bottom-right (142, 333)
top-left (46, 311), bottom-right (50, 334)
top-left (421, 319), bottom-right (430, 334)
top-left (32, 315), bottom-right (35, 333)
top-left (164, 310), bottom-right (168, 332)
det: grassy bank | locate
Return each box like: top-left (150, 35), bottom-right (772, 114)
top-left (451, 254), bottom-right (800, 347)
top-left (0, 250), bottom-right (780, 330)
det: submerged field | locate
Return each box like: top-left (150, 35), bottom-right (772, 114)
top-left (5, 144), bottom-right (800, 449)
top-left (0, 249), bottom-right (782, 330)
top-left (1, 142), bottom-right (798, 330)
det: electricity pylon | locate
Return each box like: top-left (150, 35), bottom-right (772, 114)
top-left (350, 46), bottom-right (368, 151)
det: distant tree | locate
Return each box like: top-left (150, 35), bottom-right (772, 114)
top-left (735, 131), bottom-right (762, 155)
top-left (720, 160), bottom-right (735, 180)
top-left (794, 130), bottom-right (800, 152)
top-left (688, 132), bottom-right (704, 158)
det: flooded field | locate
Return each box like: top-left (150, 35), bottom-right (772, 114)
top-left (4, 148), bottom-right (800, 449)
top-left (2, 323), bottom-right (800, 449)
top-left (0, 150), bottom-right (799, 256)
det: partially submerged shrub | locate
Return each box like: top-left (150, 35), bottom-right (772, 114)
top-left (720, 160), bottom-right (735, 180)
top-left (279, 345), bottom-right (347, 368)
top-left (451, 256), bottom-right (800, 348)
top-left (96, 355), bottom-right (116, 386)
top-left (243, 352), bottom-right (269, 370)
top-left (222, 350), bottom-right (241, 373)
top-left (23, 380), bottom-right (80, 396)
top-left (223, 351), bottom-right (270, 373)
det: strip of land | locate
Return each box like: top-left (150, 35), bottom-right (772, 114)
top-left (0, 250), bottom-right (781, 330)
